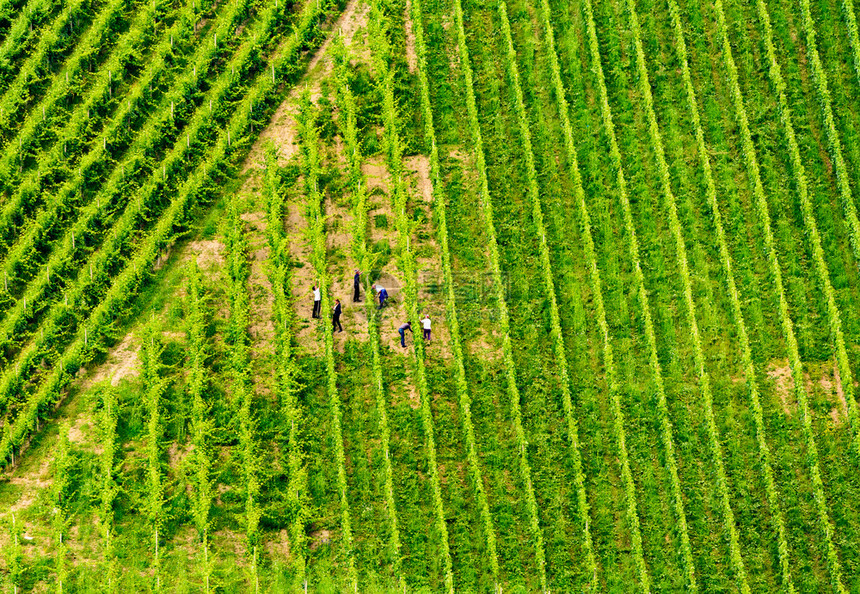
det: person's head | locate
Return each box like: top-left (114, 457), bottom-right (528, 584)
top-left (336, 298), bottom-right (340, 304)
top-left (355, 269), bottom-right (359, 274)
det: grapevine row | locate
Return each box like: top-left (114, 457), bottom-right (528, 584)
top-left (263, 145), bottom-right (307, 587)
top-left (0, 0), bottom-right (92, 142)
top-left (0, 0), bottom-right (275, 402)
top-left (368, 3), bottom-right (458, 591)
top-left (712, 0), bottom-right (847, 590)
top-left (140, 321), bottom-right (166, 591)
top-left (225, 202), bottom-right (262, 589)
top-left (297, 93), bottom-right (358, 593)
top-left (537, 0), bottom-right (653, 587)
top-left (407, 0), bottom-right (503, 585)
top-left (0, 0), bottom-right (335, 466)
top-left (795, 0), bottom-right (860, 448)
top-left (582, 0), bottom-right (695, 588)
top-left (97, 384), bottom-right (120, 590)
top-left (0, 0), bottom-right (244, 285)
top-left (841, 0), bottom-right (860, 86)
top-left (51, 421), bottom-right (72, 593)
top-left (0, 0), bottom-right (172, 193)
top-left (0, 0), bottom-right (130, 160)
top-left (332, 38), bottom-right (404, 586)
top-left (496, 0), bottom-right (602, 586)
top-left (665, 0), bottom-right (797, 590)
top-left (186, 261), bottom-right (213, 592)
top-left (625, 0), bottom-right (754, 589)
top-left (0, 0), bottom-right (56, 92)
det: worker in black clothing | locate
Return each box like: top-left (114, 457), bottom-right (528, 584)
top-left (353, 269), bottom-right (361, 302)
top-left (332, 298), bottom-right (343, 332)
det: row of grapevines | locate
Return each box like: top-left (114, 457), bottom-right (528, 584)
top-left (0, 0), bottom-right (271, 391)
top-left (450, 0), bottom-right (556, 587)
top-left (536, 0), bottom-right (652, 587)
top-left (407, 0), bottom-right (502, 585)
top-left (0, 0), bottom-right (241, 275)
top-left (51, 421), bottom-right (72, 593)
top-left (262, 145), bottom-right (307, 588)
top-left (0, 0), bottom-right (174, 193)
top-left (665, 0), bottom-right (797, 590)
top-left (711, 0), bottom-right (847, 590)
top-left (0, 0), bottom-right (131, 161)
top-left (224, 202), bottom-right (262, 590)
top-left (581, 0), bottom-right (695, 588)
top-left (185, 261), bottom-right (214, 592)
top-left (797, 0), bottom-right (860, 273)
top-left (842, 0), bottom-right (860, 85)
top-left (0, 0), bottom-right (335, 466)
top-left (794, 0), bottom-right (860, 447)
top-left (0, 0), bottom-right (183, 259)
top-left (0, 0), bottom-right (57, 92)
top-left (0, 0), bottom-right (93, 140)
top-left (495, 0), bottom-right (600, 586)
top-left (332, 37), bottom-right (404, 586)
top-left (368, 4), bottom-right (455, 591)
top-left (97, 384), bottom-right (120, 591)
top-left (140, 321), bottom-right (167, 591)
top-left (297, 93), bottom-right (358, 593)
top-left (759, 0), bottom-right (860, 570)
top-left (624, 0), bottom-right (753, 589)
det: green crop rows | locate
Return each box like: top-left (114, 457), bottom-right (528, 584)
top-left (1, 0), bottom-right (860, 589)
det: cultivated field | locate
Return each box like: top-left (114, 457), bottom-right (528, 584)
top-left (0, 0), bottom-right (859, 591)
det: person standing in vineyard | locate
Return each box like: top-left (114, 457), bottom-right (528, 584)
top-left (421, 314), bottom-right (431, 343)
top-left (353, 269), bottom-right (362, 302)
top-left (312, 285), bottom-right (321, 319)
top-left (332, 299), bottom-right (343, 332)
top-left (398, 321), bottom-right (412, 348)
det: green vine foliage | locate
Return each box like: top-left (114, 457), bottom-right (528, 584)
top-left (368, 4), bottom-right (457, 592)
top-left (0, 0), bottom-right (254, 331)
top-left (712, 0), bottom-right (847, 589)
top-left (406, 0), bottom-right (504, 586)
top-left (793, 0), bottom-right (860, 451)
top-left (52, 421), bottom-right (73, 594)
top-left (583, 0), bottom-right (703, 586)
top-left (624, 0), bottom-right (753, 589)
top-left (98, 384), bottom-right (120, 593)
top-left (263, 143), bottom-right (308, 589)
top-left (666, 0), bottom-right (796, 590)
top-left (332, 37), bottom-right (405, 587)
top-left (140, 320), bottom-right (166, 592)
top-left (0, 0), bottom-right (334, 468)
top-left (225, 201), bottom-right (262, 590)
top-left (297, 92), bottom-right (358, 594)
top-left (0, 0), bottom-right (91, 138)
top-left (185, 261), bottom-right (214, 592)
top-left (0, 0), bottom-right (156, 192)
top-left (0, 0), bottom-right (201, 276)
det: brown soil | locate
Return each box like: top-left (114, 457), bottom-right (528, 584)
top-left (404, 0), bottom-right (418, 74)
top-left (308, 527), bottom-right (332, 551)
top-left (827, 363), bottom-right (849, 426)
top-left (766, 361), bottom-right (796, 415)
top-left (83, 331), bottom-right (140, 389)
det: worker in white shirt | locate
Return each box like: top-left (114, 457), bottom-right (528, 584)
top-left (421, 313), bottom-right (431, 343)
top-left (312, 285), bottom-right (321, 319)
